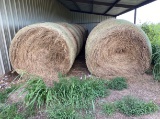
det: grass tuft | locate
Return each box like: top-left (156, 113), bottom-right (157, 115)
top-left (0, 103), bottom-right (23, 119)
top-left (102, 103), bottom-right (116, 116)
top-left (116, 96), bottom-right (159, 116)
top-left (23, 76), bottom-right (54, 108)
top-left (47, 102), bottom-right (78, 119)
top-left (107, 77), bottom-right (127, 90)
top-left (0, 85), bottom-right (19, 103)
top-left (0, 103), bottom-right (36, 119)
top-left (152, 44), bottom-right (160, 81)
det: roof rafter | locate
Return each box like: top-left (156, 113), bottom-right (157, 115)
top-left (103, 0), bottom-right (121, 14)
top-left (66, 0), bottom-right (134, 8)
top-left (91, 0), bottom-right (94, 13)
top-left (70, 0), bottom-right (81, 11)
top-left (59, 0), bottom-right (156, 17)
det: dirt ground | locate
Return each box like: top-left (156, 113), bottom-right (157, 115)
top-left (1, 50), bottom-right (160, 118)
top-left (0, 71), bottom-right (19, 90)
top-left (7, 74), bottom-right (160, 119)
top-left (95, 74), bottom-right (160, 119)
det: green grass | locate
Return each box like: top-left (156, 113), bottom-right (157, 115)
top-left (102, 103), bottom-right (116, 116)
top-left (0, 103), bottom-right (23, 119)
top-left (151, 44), bottom-right (160, 80)
top-left (22, 75), bottom-right (110, 118)
top-left (107, 77), bottom-right (128, 90)
top-left (141, 23), bottom-right (160, 45)
top-left (0, 79), bottom-right (36, 119)
top-left (47, 104), bottom-right (94, 119)
top-left (0, 75), bottom-right (129, 118)
top-left (0, 85), bottom-right (19, 103)
top-left (141, 23), bottom-right (160, 81)
top-left (23, 76), bottom-right (54, 108)
top-left (102, 96), bottom-right (159, 117)
top-left (116, 96), bottom-right (159, 116)
top-left (23, 76), bottom-right (109, 109)
top-left (0, 103), bottom-right (36, 119)
top-left (52, 76), bottom-right (109, 109)
top-left (47, 102), bottom-right (79, 119)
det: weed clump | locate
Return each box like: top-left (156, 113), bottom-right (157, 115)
top-left (0, 103), bottom-right (23, 119)
top-left (0, 85), bottom-right (19, 103)
top-left (108, 77), bottom-right (127, 90)
top-left (116, 96), bottom-right (159, 116)
top-left (47, 103), bottom-right (78, 119)
top-left (23, 76), bottom-right (54, 108)
top-left (102, 103), bottom-right (116, 116)
top-left (102, 96), bottom-right (159, 117)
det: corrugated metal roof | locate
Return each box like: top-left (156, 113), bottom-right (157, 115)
top-left (58, 0), bottom-right (155, 17)
top-left (119, 0), bottom-right (146, 5)
top-left (93, 5), bottom-right (109, 13)
top-left (77, 2), bottom-right (91, 12)
top-left (94, 0), bottom-right (116, 3)
top-left (107, 7), bottom-right (128, 15)
top-left (59, 0), bottom-right (78, 10)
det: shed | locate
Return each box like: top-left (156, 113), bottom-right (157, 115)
top-left (0, 0), bottom-right (155, 76)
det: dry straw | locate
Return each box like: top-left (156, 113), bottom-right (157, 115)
top-left (9, 22), bottom-right (86, 84)
top-left (86, 18), bottom-right (152, 78)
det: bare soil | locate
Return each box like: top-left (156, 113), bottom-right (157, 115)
top-left (95, 74), bottom-right (160, 119)
top-left (68, 49), bottom-right (90, 77)
top-left (0, 71), bottom-right (19, 90)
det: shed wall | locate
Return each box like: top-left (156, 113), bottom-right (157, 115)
top-left (71, 12), bottom-right (114, 32)
top-left (0, 0), bottom-right (71, 75)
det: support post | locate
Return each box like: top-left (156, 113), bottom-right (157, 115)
top-left (134, 9), bottom-right (137, 24)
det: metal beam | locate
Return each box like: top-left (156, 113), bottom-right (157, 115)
top-left (70, 0), bottom-right (81, 11)
top-left (116, 0), bottom-right (156, 16)
top-left (103, 0), bottom-right (121, 14)
top-left (65, 0), bottom-right (134, 8)
top-left (91, 0), bottom-right (93, 13)
top-left (58, 0), bottom-right (71, 10)
top-left (70, 10), bottom-right (116, 17)
top-left (134, 9), bottom-right (137, 24)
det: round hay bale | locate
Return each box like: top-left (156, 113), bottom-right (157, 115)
top-left (73, 24), bottom-right (88, 41)
top-left (58, 23), bottom-right (84, 55)
top-left (85, 19), bottom-right (152, 78)
top-left (9, 22), bottom-right (86, 82)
